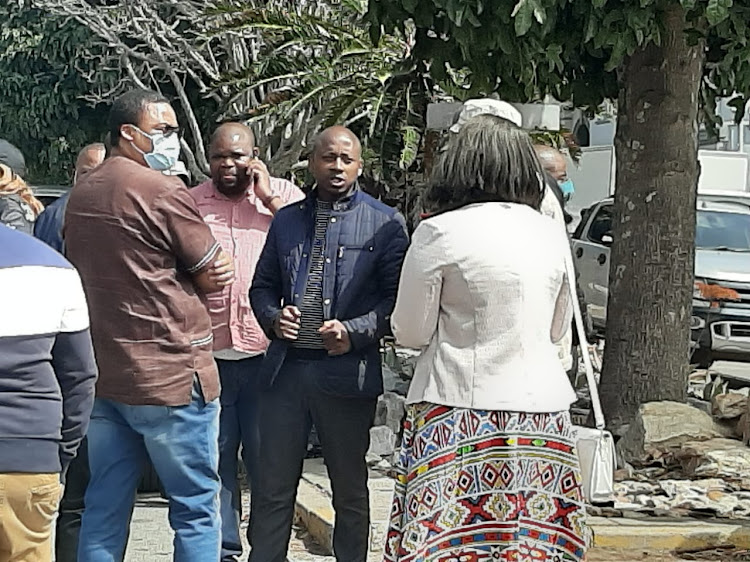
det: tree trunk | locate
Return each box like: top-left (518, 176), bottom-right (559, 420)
top-left (599, 4), bottom-right (705, 429)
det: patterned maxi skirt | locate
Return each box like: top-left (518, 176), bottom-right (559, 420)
top-left (383, 405), bottom-right (591, 562)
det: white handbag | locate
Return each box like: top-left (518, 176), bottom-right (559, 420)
top-left (566, 256), bottom-right (617, 505)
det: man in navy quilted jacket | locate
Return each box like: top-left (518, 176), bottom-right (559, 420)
top-left (249, 126), bottom-right (409, 562)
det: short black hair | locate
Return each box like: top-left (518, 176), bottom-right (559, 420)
top-left (109, 89), bottom-right (170, 147)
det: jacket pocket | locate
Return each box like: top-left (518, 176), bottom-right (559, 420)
top-left (336, 244), bottom-right (376, 279)
top-left (311, 350), bottom-right (382, 398)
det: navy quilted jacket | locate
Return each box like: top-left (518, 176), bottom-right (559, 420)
top-left (250, 188), bottom-right (409, 397)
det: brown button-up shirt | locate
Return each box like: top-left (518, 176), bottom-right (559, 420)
top-left (65, 156), bottom-right (220, 406)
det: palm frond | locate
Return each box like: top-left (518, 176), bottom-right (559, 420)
top-left (212, 0), bottom-right (434, 210)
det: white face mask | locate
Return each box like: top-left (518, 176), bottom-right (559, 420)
top-left (130, 126), bottom-right (181, 171)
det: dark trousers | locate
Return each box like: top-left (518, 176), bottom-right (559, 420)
top-left (248, 354), bottom-right (377, 562)
top-left (55, 437), bottom-right (90, 562)
top-left (217, 357), bottom-right (261, 562)
top-left (55, 441), bottom-right (141, 562)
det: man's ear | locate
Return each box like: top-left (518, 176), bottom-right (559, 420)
top-left (253, 147), bottom-right (260, 158)
top-left (357, 160), bottom-right (363, 177)
top-left (120, 124), bottom-right (136, 143)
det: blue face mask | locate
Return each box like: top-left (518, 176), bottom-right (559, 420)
top-left (559, 179), bottom-right (575, 197)
top-left (130, 126), bottom-right (182, 172)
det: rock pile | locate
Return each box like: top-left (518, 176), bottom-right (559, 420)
top-left (611, 399), bottom-right (750, 520)
top-left (612, 479), bottom-right (750, 519)
top-left (366, 351), bottom-right (415, 470)
top-left (617, 401), bottom-right (735, 465)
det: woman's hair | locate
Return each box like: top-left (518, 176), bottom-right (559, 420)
top-left (0, 164), bottom-right (43, 216)
top-left (426, 114), bottom-right (545, 213)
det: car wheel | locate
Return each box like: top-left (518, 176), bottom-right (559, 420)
top-left (691, 347), bottom-right (713, 370)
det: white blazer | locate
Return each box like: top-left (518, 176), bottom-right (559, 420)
top-left (391, 202), bottom-right (577, 413)
top-left (540, 189), bottom-right (574, 372)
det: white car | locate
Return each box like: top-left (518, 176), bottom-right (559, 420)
top-left (572, 192), bottom-right (750, 367)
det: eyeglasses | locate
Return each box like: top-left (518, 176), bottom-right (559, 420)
top-left (158, 126), bottom-right (182, 139)
top-left (130, 124), bottom-right (182, 139)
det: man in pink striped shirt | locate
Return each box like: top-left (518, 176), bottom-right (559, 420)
top-left (190, 122), bottom-right (303, 562)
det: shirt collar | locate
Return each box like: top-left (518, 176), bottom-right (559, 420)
top-left (307, 183), bottom-right (361, 212)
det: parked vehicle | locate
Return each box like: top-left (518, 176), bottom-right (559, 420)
top-left (566, 147), bottom-right (750, 232)
top-left (572, 192), bottom-right (750, 368)
top-left (30, 184), bottom-right (70, 207)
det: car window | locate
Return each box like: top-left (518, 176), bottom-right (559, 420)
top-left (696, 210), bottom-right (750, 251)
top-left (587, 205), bottom-right (613, 244)
top-left (36, 196), bottom-right (59, 208)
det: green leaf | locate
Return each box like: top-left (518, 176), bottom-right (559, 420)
top-left (399, 126), bottom-right (420, 169)
top-left (512, 0), bottom-right (534, 36)
top-left (533, 6), bottom-right (546, 25)
top-left (546, 44), bottom-right (563, 72)
top-left (706, 0), bottom-right (732, 26)
top-left (585, 14), bottom-right (599, 42)
top-left (604, 36), bottom-right (627, 71)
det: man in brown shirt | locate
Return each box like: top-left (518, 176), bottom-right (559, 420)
top-left (65, 89), bottom-right (233, 562)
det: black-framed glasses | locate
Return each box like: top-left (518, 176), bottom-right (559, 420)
top-left (130, 124), bottom-right (183, 140)
top-left (158, 126), bottom-right (182, 139)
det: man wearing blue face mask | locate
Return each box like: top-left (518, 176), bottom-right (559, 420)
top-left (65, 89), bottom-right (234, 562)
top-left (535, 144), bottom-right (575, 225)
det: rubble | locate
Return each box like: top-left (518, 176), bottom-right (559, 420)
top-left (374, 392), bottom-right (406, 436)
top-left (676, 439), bottom-right (750, 489)
top-left (617, 401), bottom-right (725, 465)
top-left (366, 451), bottom-right (383, 466)
top-left (712, 393), bottom-right (749, 420)
top-left (367, 352), bottom-right (412, 471)
top-left (740, 412), bottom-right (750, 445)
top-left (613, 478), bottom-right (750, 519)
top-left (688, 369), bottom-right (711, 400)
top-left (382, 364), bottom-right (410, 396)
top-left (367, 426), bottom-right (397, 458)
top-left (603, 386), bottom-right (750, 521)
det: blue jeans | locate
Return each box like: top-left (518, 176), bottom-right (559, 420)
top-left (78, 378), bottom-right (221, 562)
top-left (216, 357), bottom-right (261, 562)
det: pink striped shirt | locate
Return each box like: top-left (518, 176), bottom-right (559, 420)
top-left (191, 177), bottom-right (305, 356)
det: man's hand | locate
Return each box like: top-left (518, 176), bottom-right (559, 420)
top-left (273, 306), bottom-right (301, 341)
top-left (208, 250), bottom-right (235, 288)
top-left (248, 158), bottom-right (273, 203)
top-left (319, 320), bottom-right (351, 356)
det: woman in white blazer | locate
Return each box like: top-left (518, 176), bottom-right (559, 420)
top-left (383, 114), bottom-right (590, 562)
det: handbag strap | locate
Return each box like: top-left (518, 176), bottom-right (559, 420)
top-left (564, 252), bottom-right (607, 431)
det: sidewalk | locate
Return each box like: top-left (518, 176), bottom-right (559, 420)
top-left (294, 458), bottom-right (750, 561)
top-left (121, 492), bottom-right (331, 561)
